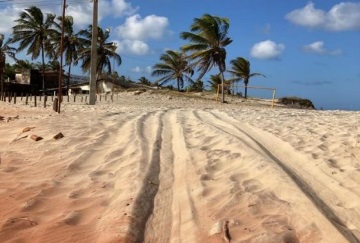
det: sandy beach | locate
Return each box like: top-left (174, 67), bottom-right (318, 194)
top-left (0, 91), bottom-right (360, 242)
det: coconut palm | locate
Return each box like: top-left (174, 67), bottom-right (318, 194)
top-left (138, 76), bottom-right (151, 86)
top-left (10, 6), bottom-right (56, 95)
top-left (76, 25), bottom-right (121, 78)
top-left (151, 49), bottom-right (194, 90)
top-left (180, 13), bottom-right (232, 102)
top-left (0, 34), bottom-right (17, 94)
top-left (14, 60), bottom-right (35, 70)
top-left (228, 57), bottom-right (265, 98)
top-left (49, 16), bottom-right (80, 94)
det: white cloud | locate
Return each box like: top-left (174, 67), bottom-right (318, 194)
top-left (250, 40), bottom-right (285, 60)
top-left (145, 66), bottom-right (152, 73)
top-left (115, 14), bottom-right (169, 40)
top-left (131, 66), bottom-right (142, 73)
top-left (130, 66), bottom-right (152, 74)
top-left (117, 40), bottom-right (149, 55)
top-left (0, 0), bottom-right (138, 33)
top-left (303, 41), bottom-right (342, 55)
top-left (109, 0), bottom-right (138, 17)
top-left (286, 2), bottom-right (360, 31)
top-left (0, 6), bottom-right (19, 34)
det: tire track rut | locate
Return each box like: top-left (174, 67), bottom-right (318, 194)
top-left (193, 109), bottom-right (359, 243)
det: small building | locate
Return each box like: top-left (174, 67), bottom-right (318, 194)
top-left (69, 80), bottom-right (117, 95)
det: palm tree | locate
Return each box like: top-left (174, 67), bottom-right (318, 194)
top-left (13, 60), bottom-right (35, 73)
top-left (151, 49), bottom-right (194, 90)
top-left (180, 14), bottom-right (232, 102)
top-left (228, 57), bottom-right (265, 98)
top-left (208, 74), bottom-right (222, 92)
top-left (0, 34), bottom-right (17, 94)
top-left (49, 16), bottom-right (80, 94)
top-left (138, 76), bottom-right (151, 86)
top-left (10, 6), bottom-right (56, 95)
top-left (76, 25), bottom-right (121, 78)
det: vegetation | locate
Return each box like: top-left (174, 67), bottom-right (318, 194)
top-left (228, 57), bottom-right (265, 98)
top-left (278, 97), bottom-right (315, 109)
top-left (0, 34), bottom-right (17, 93)
top-left (180, 14), bottom-right (232, 102)
top-left (76, 25), bottom-right (121, 76)
top-left (138, 76), bottom-right (151, 86)
top-left (9, 6), bottom-right (57, 94)
top-left (2, 7), bottom-right (278, 106)
top-left (151, 49), bottom-right (194, 90)
top-left (49, 16), bottom-right (81, 94)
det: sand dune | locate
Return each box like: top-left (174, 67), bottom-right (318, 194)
top-left (0, 92), bottom-right (359, 242)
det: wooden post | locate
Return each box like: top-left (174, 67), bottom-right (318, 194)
top-left (44, 95), bottom-right (47, 108)
top-left (25, 94), bottom-right (29, 105)
top-left (53, 97), bottom-right (58, 112)
top-left (8, 92), bottom-right (11, 103)
top-left (13, 93), bottom-right (16, 104)
top-left (34, 96), bottom-right (37, 107)
top-left (73, 95), bottom-right (76, 102)
top-left (39, 95), bottom-right (42, 101)
top-left (20, 93), bottom-right (23, 101)
top-left (67, 95), bottom-right (70, 102)
top-left (85, 95), bottom-right (88, 103)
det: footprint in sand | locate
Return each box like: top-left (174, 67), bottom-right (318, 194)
top-left (62, 211), bottom-right (81, 225)
top-left (242, 179), bottom-right (263, 193)
top-left (22, 197), bottom-right (42, 211)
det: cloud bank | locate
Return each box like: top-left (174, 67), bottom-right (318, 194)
top-left (303, 41), bottom-right (342, 55)
top-left (285, 2), bottom-right (360, 31)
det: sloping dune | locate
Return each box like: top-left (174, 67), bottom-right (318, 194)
top-left (0, 92), bottom-right (359, 242)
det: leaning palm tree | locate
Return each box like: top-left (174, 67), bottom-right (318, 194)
top-left (76, 25), bottom-right (121, 79)
top-left (14, 60), bottom-right (35, 71)
top-left (10, 6), bottom-right (56, 95)
top-left (0, 34), bottom-right (17, 94)
top-left (151, 49), bottom-right (194, 90)
top-left (228, 57), bottom-right (265, 98)
top-left (49, 16), bottom-right (80, 94)
top-left (180, 14), bottom-right (232, 103)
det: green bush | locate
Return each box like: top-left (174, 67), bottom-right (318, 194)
top-left (278, 97), bottom-right (315, 109)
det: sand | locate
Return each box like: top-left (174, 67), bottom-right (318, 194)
top-left (0, 91), bottom-right (359, 242)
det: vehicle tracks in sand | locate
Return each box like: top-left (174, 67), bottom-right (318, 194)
top-left (192, 109), bottom-right (359, 243)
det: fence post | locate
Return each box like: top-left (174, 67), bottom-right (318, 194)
top-left (34, 95), bottom-right (37, 107)
top-left (44, 95), bottom-right (47, 108)
top-left (25, 94), bottom-right (29, 105)
top-left (13, 93), bottom-right (16, 104)
top-left (73, 95), bottom-right (76, 102)
top-left (53, 97), bottom-right (58, 112)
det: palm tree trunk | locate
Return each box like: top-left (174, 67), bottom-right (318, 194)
top-left (41, 44), bottom-right (46, 96)
top-left (220, 71), bottom-right (226, 103)
top-left (244, 78), bottom-right (249, 99)
top-left (67, 62), bottom-right (72, 95)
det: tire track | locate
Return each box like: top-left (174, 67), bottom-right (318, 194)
top-left (124, 110), bottom-right (164, 242)
top-left (193, 109), bottom-right (359, 243)
top-left (144, 110), bottom-right (175, 243)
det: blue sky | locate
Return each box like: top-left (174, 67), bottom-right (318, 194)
top-left (0, 0), bottom-right (359, 110)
